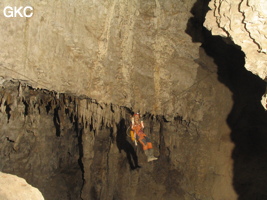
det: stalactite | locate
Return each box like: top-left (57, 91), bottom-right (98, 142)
top-left (0, 81), bottom-right (132, 140)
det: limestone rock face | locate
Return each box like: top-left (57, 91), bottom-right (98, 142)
top-left (0, 172), bottom-right (44, 200)
top-left (0, 61), bottom-right (237, 200)
top-left (0, 0), bottom-right (257, 200)
top-left (0, 0), bottom-right (200, 119)
top-left (204, 0), bottom-right (267, 79)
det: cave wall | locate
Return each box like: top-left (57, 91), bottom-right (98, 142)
top-left (0, 82), bottom-right (83, 200)
top-left (0, 0), bottom-right (251, 200)
top-left (0, 56), bottom-right (237, 200)
top-left (0, 0), bottom-right (201, 119)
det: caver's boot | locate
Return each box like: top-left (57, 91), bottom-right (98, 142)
top-left (146, 149), bottom-right (158, 162)
top-left (144, 149), bottom-right (150, 161)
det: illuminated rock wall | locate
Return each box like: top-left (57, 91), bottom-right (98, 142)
top-left (204, 0), bottom-right (267, 79)
top-left (0, 0), bottom-right (200, 119)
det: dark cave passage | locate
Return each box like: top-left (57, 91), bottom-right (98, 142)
top-left (188, 0), bottom-right (267, 199)
top-left (203, 32), bottom-right (267, 200)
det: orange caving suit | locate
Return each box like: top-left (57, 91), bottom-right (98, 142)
top-left (131, 122), bottom-right (153, 150)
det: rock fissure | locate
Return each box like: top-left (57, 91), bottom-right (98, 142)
top-left (239, 0), bottom-right (262, 52)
